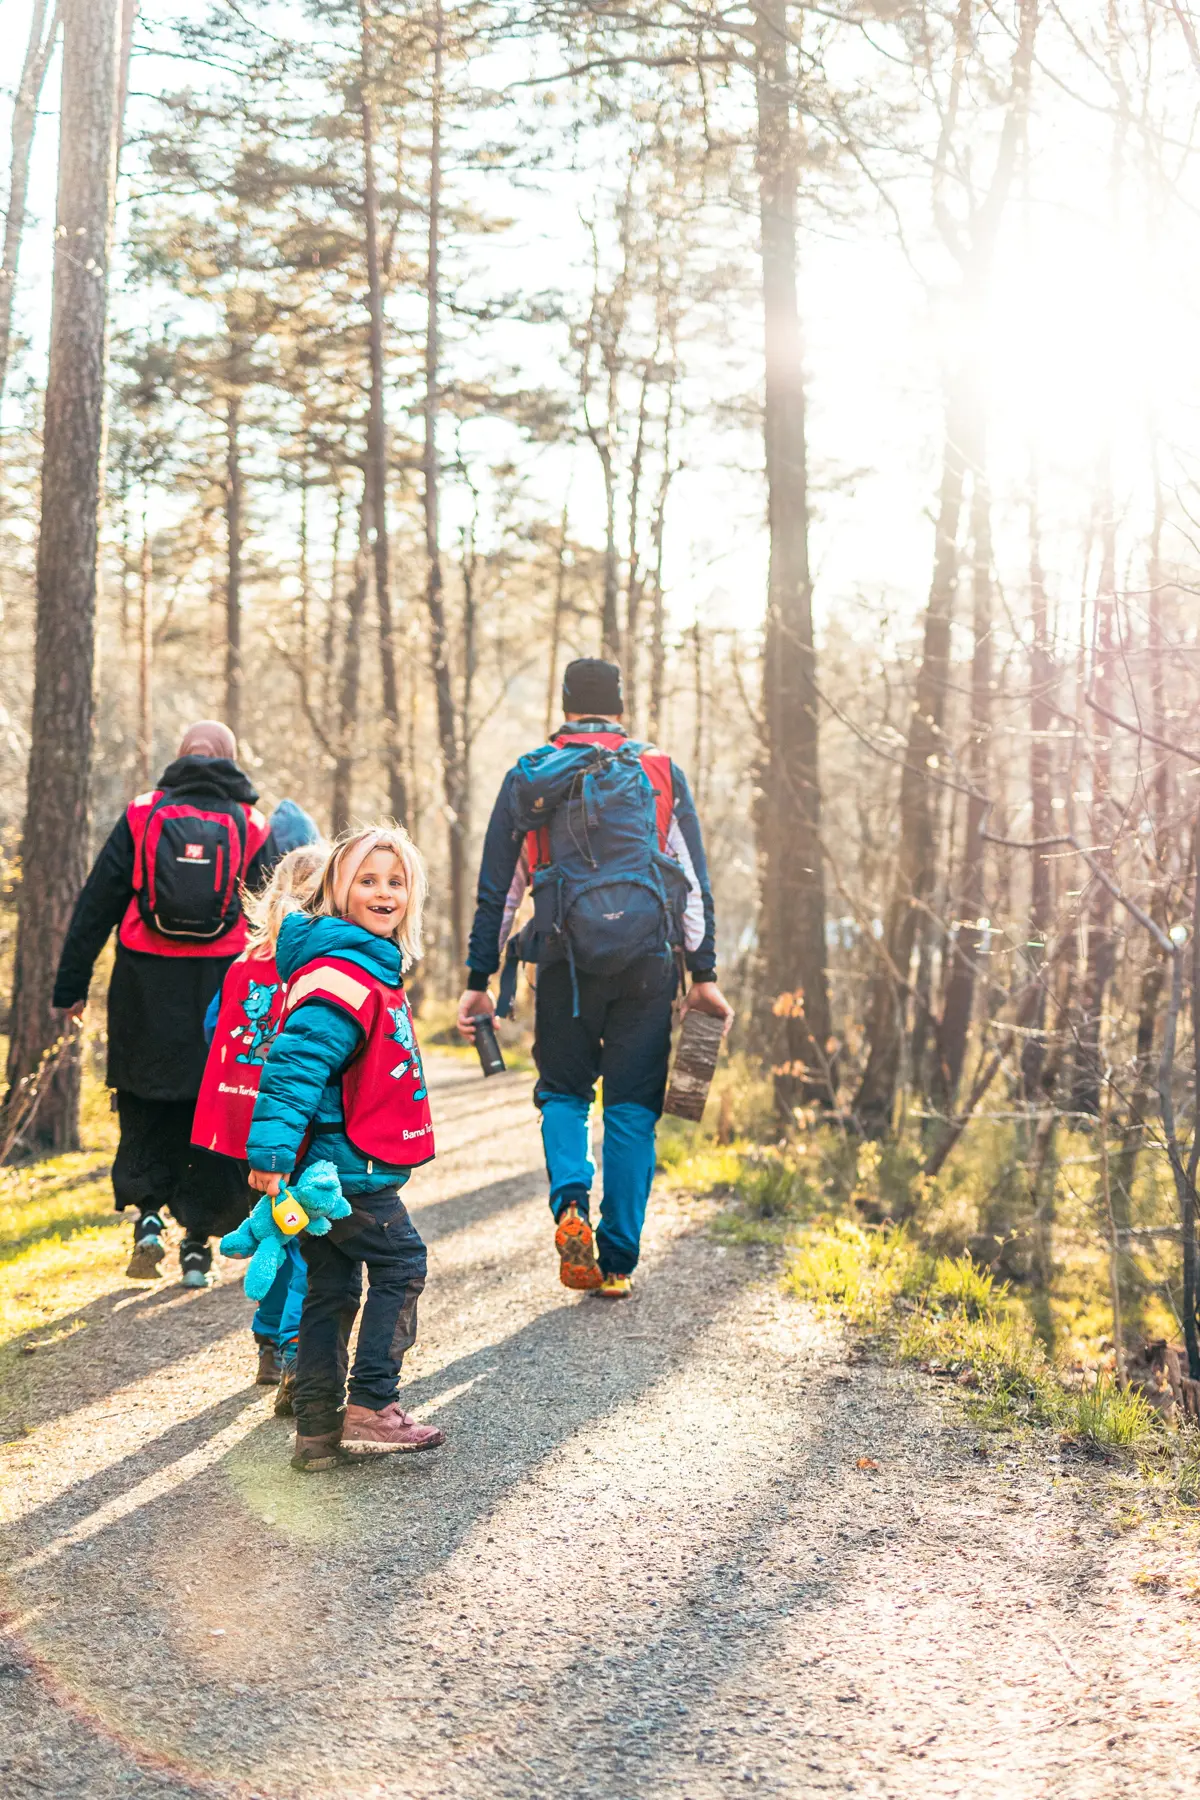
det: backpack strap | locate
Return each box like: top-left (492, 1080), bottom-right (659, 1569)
top-left (637, 750), bottom-right (674, 852)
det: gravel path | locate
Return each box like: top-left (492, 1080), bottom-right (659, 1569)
top-left (2, 1056), bottom-right (1199, 1799)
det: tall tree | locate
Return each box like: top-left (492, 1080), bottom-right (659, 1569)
top-left (4, 0), bottom-right (121, 1152)
top-left (0, 0), bottom-right (61, 420)
top-left (933, 458), bottom-right (993, 1103)
top-left (420, 0), bottom-right (470, 963)
top-left (754, 0), bottom-right (833, 1109)
top-left (359, 0), bottom-right (407, 825)
top-left (854, 0), bottom-right (1037, 1132)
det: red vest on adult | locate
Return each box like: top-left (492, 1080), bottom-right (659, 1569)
top-left (119, 788), bottom-right (271, 958)
top-left (191, 952), bottom-right (285, 1158)
top-left (281, 955), bottom-right (435, 1168)
top-left (523, 730), bottom-right (673, 873)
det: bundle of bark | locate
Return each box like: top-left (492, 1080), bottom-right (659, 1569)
top-left (1124, 1340), bottom-right (1200, 1427)
top-left (663, 1010), bottom-right (725, 1123)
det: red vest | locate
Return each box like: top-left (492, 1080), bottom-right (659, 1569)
top-left (282, 955), bottom-right (435, 1169)
top-left (191, 952), bottom-right (285, 1157)
top-left (118, 789), bottom-right (270, 958)
top-left (524, 731), bottom-right (673, 872)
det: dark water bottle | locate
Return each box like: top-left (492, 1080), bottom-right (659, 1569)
top-left (474, 1014), bottom-right (506, 1077)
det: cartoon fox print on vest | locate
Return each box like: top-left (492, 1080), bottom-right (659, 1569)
top-left (387, 1005), bottom-right (428, 1101)
top-left (233, 979), bottom-right (281, 1066)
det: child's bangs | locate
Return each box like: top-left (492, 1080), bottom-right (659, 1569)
top-left (312, 824), bottom-right (428, 969)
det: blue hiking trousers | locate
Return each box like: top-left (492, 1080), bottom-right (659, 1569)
top-left (534, 951), bottom-right (676, 1276)
top-left (251, 1239), bottom-right (307, 1346)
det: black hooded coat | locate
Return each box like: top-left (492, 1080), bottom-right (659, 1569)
top-left (53, 755), bottom-right (280, 1101)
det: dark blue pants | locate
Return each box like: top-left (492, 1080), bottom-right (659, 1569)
top-left (294, 1188), bottom-right (427, 1438)
top-left (534, 952), bottom-right (676, 1276)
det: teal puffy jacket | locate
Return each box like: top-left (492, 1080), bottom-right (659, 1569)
top-left (246, 912), bottom-right (413, 1196)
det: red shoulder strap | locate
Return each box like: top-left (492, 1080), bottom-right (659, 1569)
top-left (638, 750), bottom-right (674, 852)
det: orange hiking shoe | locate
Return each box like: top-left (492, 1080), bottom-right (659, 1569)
top-left (555, 1203), bottom-right (602, 1290)
top-left (596, 1272), bottom-right (633, 1300)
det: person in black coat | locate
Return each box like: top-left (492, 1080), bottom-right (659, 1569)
top-left (53, 721), bottom-right (292, 1285)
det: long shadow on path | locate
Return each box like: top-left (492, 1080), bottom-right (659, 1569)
top-left (0, 1162), bottom-right (544, 1450)
top-left (0, 1220), bottom-right (777, 1790)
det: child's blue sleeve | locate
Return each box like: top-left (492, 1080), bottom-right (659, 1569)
top-left (203, 984), bottom-right (223, 1046)
top-left (246, 1002), bottom-right (362, 1174)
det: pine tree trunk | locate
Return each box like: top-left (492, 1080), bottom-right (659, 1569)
top-left (600, 457), bottom-right (620, 662)
top-left (545, 498), bottom-right (569, 741)
top-left (421, 2), bottom-right (468, 967)
top-left (647, 412), bottom-right (673, 745)
top-left (137, 518), bottom-right (152, 788)
top-left (331, 485), bottom-right (370, 834)
top-left (224, 393), bottom-right (243, 737)
top-left (0, 0), bottom-right (60, 417)
top-left (1021, 485), bottom-right (1056, 1095)
top-left (754, 0), bottom-right (833, 1110)
top-left (934, 460), bottom-right (993, 1104)
top-left (854, 396), bottom-right (967, 1133)
top-left (359, 0), bottom-right (406, 826)
top-left (4, 0), bottom-right (120, 1154)
top-left (854, 0), bottom-right (1037, 1133)
top-left (1071, 525), bottom-right (1116, 1115)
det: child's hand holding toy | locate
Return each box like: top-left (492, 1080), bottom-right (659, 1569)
top-left (220, 1161), bottom-right (352, 1299)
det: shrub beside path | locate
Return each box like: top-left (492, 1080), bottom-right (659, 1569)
top-left (1, 1057), bottom-right (1198, 1799)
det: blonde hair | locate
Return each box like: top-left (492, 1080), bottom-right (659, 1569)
top-left (307, 824), bottom-right (428, 970)
top-left (244, 844), bottom-right (328, 958)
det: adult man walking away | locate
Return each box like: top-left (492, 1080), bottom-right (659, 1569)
top-left (458, 658), bottom-right (732, 1297)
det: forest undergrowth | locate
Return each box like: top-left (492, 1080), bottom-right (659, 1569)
top-left (661, 1054), bottom-right (1200, 1519)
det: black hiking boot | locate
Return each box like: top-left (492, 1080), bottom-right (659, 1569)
top-left (180, 1237), bottom-right (213, 1290)
top-left (125, 1211), bottom-right (166, 1281)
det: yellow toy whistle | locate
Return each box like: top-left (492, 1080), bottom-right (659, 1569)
top-left (272, 1188), bottom-right (310, 1237)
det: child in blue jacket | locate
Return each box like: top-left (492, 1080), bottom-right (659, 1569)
top-left (197, 836), bottom-right (326, 1406)
top-left (247, 825), bottom-right (444, 1472)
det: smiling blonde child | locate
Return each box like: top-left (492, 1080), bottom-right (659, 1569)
top-left (246, 825), bottom-right (444, 1471)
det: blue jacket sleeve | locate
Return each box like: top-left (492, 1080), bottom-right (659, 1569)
top-left (465, 767), bottom-right (525, 984)
top-left (203, 985), bottom-right (223, 1046)
top-left (246, 1001), bottom-right (363, 1174)
top-left (670, 762), bottom-right (717, 979)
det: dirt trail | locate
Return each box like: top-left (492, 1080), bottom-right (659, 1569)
top-left (2, 1057), bottom-right (1199, 1799)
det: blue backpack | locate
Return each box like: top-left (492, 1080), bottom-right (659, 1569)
top-left (505, 738), bottom-right (689, 1008)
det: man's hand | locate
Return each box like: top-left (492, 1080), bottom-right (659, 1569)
top-left (682, 980), bottom-right (735, 1038)
top-left (456, 988), bottom-right (496, 1042)
top-left (57, 1001), bottom-right (86, 1022)
top-left (248, 1169), bottom-right (290, 1198)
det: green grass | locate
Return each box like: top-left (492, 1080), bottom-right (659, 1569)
top-left (0, 1065), bottom-right (125, 1391)
top-left (930, 1252), bottom-right (1003, 1321)
top-left (784, 1221), bottom-right (927, 1329)
top-left (779, 1219), bottom-right (1161, 1453)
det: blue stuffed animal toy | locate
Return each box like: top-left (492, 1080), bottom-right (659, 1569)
top-left (219, 1160), bottom-right (351, 1300)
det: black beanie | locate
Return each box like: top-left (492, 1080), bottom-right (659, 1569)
top-left (562, 657), bottom-right (624, 717)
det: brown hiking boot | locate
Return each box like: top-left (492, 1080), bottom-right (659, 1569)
top-left (291, 1430), bottom-right (344, 1473)
top-left (555, 1203), bottom-right (602, 1291)
top-left (256, 1339), bottom-right (282, 1385)
top-left (340, 1403), bottom-right (445, 1457)
top-left (274, 1347), bottom-right (297, 1417)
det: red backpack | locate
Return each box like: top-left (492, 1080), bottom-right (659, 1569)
top-left (119, 789), bottom-right (270, 957)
